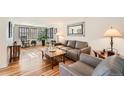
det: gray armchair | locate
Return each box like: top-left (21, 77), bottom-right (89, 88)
top-left (59, 53), bottom-right (102, 76)
top-left (59, 54), bottom-right (124, 76)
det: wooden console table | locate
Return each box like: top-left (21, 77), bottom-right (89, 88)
top-left (8, 45), bottom-right (21, 63)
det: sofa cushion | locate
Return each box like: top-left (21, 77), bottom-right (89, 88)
top-left (69, 61), bottom-right (94, 76)
top-left (80, 54), bottom-right (102, 68)
top-left (67, 40), bottom-right (76, 48)
top-left (92, 55), bottom-right (124, 76)
top-left (75, 41), bottom-right (88, 49)
top-left (59, 63), bottom-right (82, 76)
top-left (61, 40), bottom-right (68, 46)
top-left (61, 47), bottom-right (72, 52)
top-left (67, 49), bottom-right (80, 61)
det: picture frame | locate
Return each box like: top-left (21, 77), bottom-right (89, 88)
top-left (8, 21), bottom-right (12, 38)
top-left (67, 22), bottom-right (85, 36)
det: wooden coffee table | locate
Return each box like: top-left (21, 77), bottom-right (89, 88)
top-left (42, 48), bottom-right (66, 69)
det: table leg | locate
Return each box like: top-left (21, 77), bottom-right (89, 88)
top-left (42, 51), bottom-right (44, 59)
top-left (61, 54), bottom-right (65, 64)
top-left (51, 58), bottom-right (54, 69)
top-left (63, 55), bottom-right (65, 64)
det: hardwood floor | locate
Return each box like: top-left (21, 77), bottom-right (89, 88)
top-left (0, 46), bottom-right (74, 76)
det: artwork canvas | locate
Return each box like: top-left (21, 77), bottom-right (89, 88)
top-left (8, 21), bottom-right (12, 38)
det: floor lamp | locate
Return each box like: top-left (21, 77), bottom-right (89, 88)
top-left (104, 27), bottom-right (122, 54)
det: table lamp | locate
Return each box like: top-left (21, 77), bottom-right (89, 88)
top-left (56, 31), bottom-right (64, 43)
top-left (104, 27), bottom-right (122, 52)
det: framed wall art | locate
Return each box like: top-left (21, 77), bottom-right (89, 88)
top-left (8, 21), bottom-right (12, 38)
top-left (67, 22), bottom-right (85, 36)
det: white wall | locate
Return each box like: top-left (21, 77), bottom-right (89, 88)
top-left (60, 17), bottom-right (124, 55)
top-left (0, 18), bottom-right (12, 68)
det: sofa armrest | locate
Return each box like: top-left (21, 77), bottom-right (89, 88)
top-left (79, 53), bottom-right (103, 67)
top-left (80, 46), bottom-right (91, 54)
top-left (59, 63), bottom-right (82, 76)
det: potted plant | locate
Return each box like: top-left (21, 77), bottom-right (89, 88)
top-left (38, 29), bottom-right (48, 46)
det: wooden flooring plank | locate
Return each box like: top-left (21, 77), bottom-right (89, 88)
top-left (0, 46), bottom-right (73, 76)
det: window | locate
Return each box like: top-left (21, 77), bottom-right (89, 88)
top-left (13, 25), bottom-right (57, 41)
top-left (47, 28), bottom-right (57, 38)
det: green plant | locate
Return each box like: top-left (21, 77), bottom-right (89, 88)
top-left (38, 34), bottom-right (48, 41)
top-left (38, 29), bottom-right (48, 41)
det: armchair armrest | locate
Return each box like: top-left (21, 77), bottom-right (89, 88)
top-left (79, 53), bottom-right (103, 67)
top-left (59, 63), bottom-right (82, 76)
top-left (80, 46), bottom-right (91, 54)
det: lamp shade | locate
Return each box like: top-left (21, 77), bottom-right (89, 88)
top-left (56, 31), bottom-right (65, 36)
top-left (104, 27), bottom-right (122, 37)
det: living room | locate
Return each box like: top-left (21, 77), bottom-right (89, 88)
top-left (1, 0), bottom-right (124, 93)
top-left (0, 17), bottom-right (124, 76)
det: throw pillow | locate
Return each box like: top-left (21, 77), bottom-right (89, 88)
top-left (67, 40), bottom-right (76, 48)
